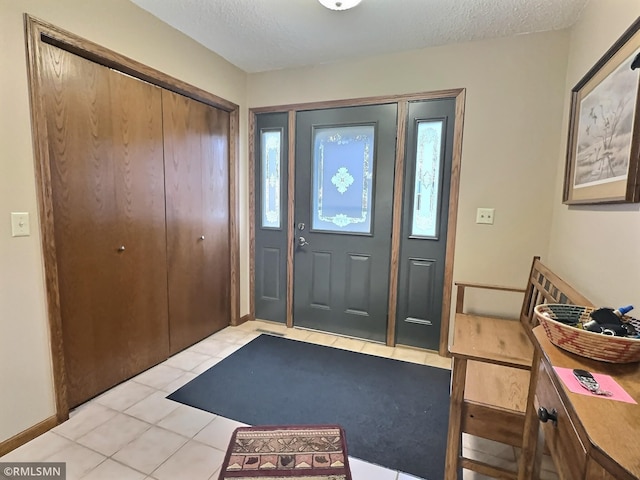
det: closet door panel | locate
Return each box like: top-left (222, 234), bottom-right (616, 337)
top-left (44, 44), bottom-right (119, 407)
top-left (163, 90), bottom-right (230, 354)
top-left (42, 44), bottom-right (167, 407)
top-left (163, 91), bottom-right (206, 353)
top-left (110, 71), bottom-right (170, 373)
top-left (202, 106), bottom-right (231, 336)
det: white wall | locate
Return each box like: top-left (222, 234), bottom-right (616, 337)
top-left (0, 0), bottom-right (247, 444)
top-left (548, 1), bottom-right (640, 308)
top-left (248, 30), bottom-right (571, 316)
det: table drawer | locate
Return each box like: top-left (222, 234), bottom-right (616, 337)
top-left (535, 362), bottom-right (586, 479)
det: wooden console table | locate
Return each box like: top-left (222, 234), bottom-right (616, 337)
top-left (521, 326), bottom-right (640, 479)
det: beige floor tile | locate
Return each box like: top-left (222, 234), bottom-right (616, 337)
top-left (188, 338), bottom-right (234, 357)
top-left (68, 401), bottom-right (95, 417)
top-left (348, 457), bottom-right (398, 480)
top-left (45, 442), bottom-right (106, 480)
top-left (76, 413), bottom-right (150, 456)
top-left (81, 459), bottom-right (147, 480)
top-left (283, 328), bottom-right (312, 341)
top-left (211, 328), bottom-right (254, 344)
top-left (541, 469), bottom-right (559, 480)
top-left (133, 364), bottom-right (186, 389)
top-left (424, 351), bottom-right (451, 369)
top-left (462, 434), bottom-right (515, 461)
top-left (157, 405), bottom-right (216, 438)
top-left (152, 440), bottom-right (225, 480)
top-left (164, 351), bottom-right (213, 371)
top-left (463, 448), bottom-right (518, 474)
top-left (207, 468), bottom-right (222, 480)
top-left (190, 357), bottom-right (224, 375)
top-left (252, 321), bottom-right (288, 334)
top-left (462, 469), bottom-right (495, 480)
top-left (392, 347), bottom-right (427, 364)
top-left (0, 432), bottom-right (73, 462)
top-left (361, 342), bottom-right (395, 357)
top-left (53, 403), bottom-right (117, 440)
top-left (193, 416), bottom-right (247, 452)
top-left (332, 336), bottom-right (366, 352)
top-left (214, 342), bottom-right (244, 359)
top-left (162, 372), bottom-right (198, 393)
top-left (191, 338), bottom-right (243, 359)
top-left (234, 320), bottom-right (260, 331)
top-left (112, 426), bottom-right (188, 474)
top-left (235, 330), bottom-right (262, 344)
top-left (305, 331), bottom-right (337, 346)
top-left (125, 391), bottom-right (181, 424)
top-left (397, 472), bottom-right (423, 480)
top-left (94, 381), bottom-right (156, 412)
top-left (541, 454), bottom-right (559, 476)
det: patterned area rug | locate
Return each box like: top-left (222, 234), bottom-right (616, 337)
top-left (218, 425), bottom-right (352, 480)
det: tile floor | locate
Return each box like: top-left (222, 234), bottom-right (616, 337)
top-left (1, 320), bottom-right (558, 480)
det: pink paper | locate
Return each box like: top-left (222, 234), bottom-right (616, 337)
top-left (553, 367), bottom-right (637, 404)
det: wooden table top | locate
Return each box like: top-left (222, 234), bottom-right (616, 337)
top-left (533, 326), bottom-right (640, 478)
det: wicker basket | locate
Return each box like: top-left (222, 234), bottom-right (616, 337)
top-left (534, 304), bottom-right (640, 363)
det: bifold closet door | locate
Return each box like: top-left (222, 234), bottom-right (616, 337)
top-left (162, 90), bottom-right (231, 354)
top-left (42, 43), bottom-right (170, 407)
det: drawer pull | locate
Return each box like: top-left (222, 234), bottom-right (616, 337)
top-left (537, 407), bottom-right (558, 426)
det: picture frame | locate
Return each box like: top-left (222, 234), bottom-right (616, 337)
top-left (563, 17), bottom-right (640, 204)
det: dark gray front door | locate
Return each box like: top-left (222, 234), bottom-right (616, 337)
top-left (293, 104), bottom-right (398, 341)
top-left (396, 99), bottom-right (456, 350)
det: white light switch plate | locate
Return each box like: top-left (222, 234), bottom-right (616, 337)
top-left (11, 212), bottom-right (30, 237)
top-left (476, 208), bottom-right (495, 225)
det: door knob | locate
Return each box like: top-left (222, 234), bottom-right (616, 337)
top-left (117, 245), bottom-right (125, 252)
top-left (199, 235), bottom-right (205, 241)
top-left (298, 236), bottom-right (310, 247)
top-left (537, 407), bottom-right (558, 426)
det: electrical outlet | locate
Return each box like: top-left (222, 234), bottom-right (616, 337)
top-left (476, 208), bottom-right (494, 225)
top-left (11, 212), bottom-right (30, 237)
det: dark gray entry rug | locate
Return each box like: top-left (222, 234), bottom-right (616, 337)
top-left (167, 334), bottom-right (451, 480)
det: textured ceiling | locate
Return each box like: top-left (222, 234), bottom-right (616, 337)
top-left (129, 0), bottom-right (589, 73)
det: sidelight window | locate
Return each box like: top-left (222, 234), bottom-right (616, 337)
top-left (411, 120), bottom-right (444, 238)
top-left (261, 129), bottom-right (282, 229)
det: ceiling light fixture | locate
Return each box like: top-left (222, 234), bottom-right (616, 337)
top-left (318, 0), bottom-right (363, 11)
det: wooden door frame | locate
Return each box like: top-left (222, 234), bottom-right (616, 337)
top-left (249, 89), bottom-right (466, 356)
top-left (24, 14), bottom-right (241, 421)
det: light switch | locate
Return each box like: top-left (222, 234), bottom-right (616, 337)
top-left (476, 208), bottom-right (495, 225)
top-left (11, 212), bottom-right (30, 237)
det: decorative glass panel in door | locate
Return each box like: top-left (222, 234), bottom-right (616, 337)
top-left (294, 105), bottom-right (397, 341)
top-left (411, 120), bottom-right (444, 238)
top-left (312, 125), bottom-right (375, 234)
top-left (261, 129), bottom-right (282, 229)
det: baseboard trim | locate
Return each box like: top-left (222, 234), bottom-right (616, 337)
top-left (0, 415), bottom-right (59, 457)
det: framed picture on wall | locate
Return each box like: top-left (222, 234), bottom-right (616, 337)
top-left (563, 17), bottom-right (640, 204)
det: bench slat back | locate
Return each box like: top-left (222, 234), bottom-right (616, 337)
top-left (519, 257), bottom-right (593, 341)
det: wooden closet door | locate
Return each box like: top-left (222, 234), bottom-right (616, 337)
top-left (42, 44), bottom-right (169, 407)
top-left (163, 90), bottom-right (230, 354)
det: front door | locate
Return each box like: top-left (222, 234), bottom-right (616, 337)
top-left (293, 104), bottom-right (398, 341)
